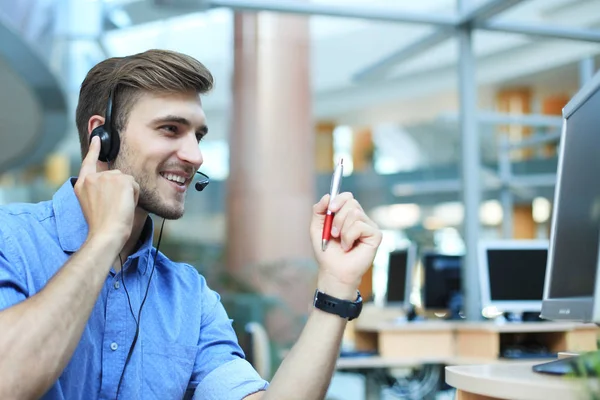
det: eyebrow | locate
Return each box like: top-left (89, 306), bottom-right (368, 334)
top-left (151, 115), bottom-right (209, 135)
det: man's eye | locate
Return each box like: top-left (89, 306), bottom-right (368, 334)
top-left (161, 125), bottom-right (178, 133)
top-left (196, 134), bottom-right (205, 143)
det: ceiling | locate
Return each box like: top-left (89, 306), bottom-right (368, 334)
top-left (1, 0), bottom-right (600, 174)
top-left (93, 0), bottom-right (600, 141)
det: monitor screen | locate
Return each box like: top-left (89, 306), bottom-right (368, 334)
top-left (386, 249), bottom-right (408, 303)
top-left (547, 83), bottom-right (600, 299)
top-left (487, 248), bottom-right (547, 301)
top-left (422, 253), bottom-right (462, 309)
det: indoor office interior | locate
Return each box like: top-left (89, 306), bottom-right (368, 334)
top-left (2, 0), bottom-right (600, 399)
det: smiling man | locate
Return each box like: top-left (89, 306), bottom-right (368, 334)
top-left (0, 49), bottom-right (382, 400)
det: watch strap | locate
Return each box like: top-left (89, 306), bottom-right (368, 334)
top-left (313, 289), bottom-right (363, 321)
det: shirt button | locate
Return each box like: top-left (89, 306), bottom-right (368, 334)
top-left (110, 342), bottom-right (118, 351)
top-left (113, 281), bottom-right (120, 289)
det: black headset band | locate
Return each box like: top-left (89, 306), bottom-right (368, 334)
top-left (104, 87), bottom-right (120, 162)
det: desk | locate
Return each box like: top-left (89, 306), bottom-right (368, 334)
top-left (344, 319), bottom-right (598, 399)
top-left (455, 322), bottom-right (598, 360)
top-left (446, 361), bottom-right (597, 400)
top-left (353, 320), bottom-right (456, 359)
top-left (353, 320), bottom-right (598, 360)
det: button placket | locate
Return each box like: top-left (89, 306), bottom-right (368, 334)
top-left (99, 271), bottom-right (129, 398)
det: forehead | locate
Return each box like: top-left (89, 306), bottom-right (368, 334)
top-left (129, 91), bottom-right (206, 123)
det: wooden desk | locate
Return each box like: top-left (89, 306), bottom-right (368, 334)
top-left (353, 320), bottom-right (598, 361)
top-left (354, 320), bottom-right (456, 359)
top-left (455, 322), bottom-right (598, 360)
top-left (446, 361), bottom-right (598, 400)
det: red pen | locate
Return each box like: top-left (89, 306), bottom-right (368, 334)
top-left (322, 158), bottom-right (344, 251)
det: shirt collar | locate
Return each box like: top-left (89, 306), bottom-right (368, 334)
top-left (53, 178), bottom-right (155, 274)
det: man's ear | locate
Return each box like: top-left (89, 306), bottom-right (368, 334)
top-left (87, 115), bottom-right (106, 138)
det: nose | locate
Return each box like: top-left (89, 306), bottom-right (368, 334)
top-left (177, 132), bottom-right (203, 169)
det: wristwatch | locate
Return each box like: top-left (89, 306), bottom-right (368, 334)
top-left (313, 289), bottom-right (363, 321)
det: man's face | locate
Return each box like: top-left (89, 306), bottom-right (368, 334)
top-left (112, 91), bottom-right (207, 220)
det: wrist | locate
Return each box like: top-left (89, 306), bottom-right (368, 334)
top-left (313, 288), bottom-right (363, 321)
top-left (317, 273), bottom-right (359, 301)
top-left (85, 232), bottom-right (125, 255)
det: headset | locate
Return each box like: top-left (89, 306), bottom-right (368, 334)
top-left (89, 90), bottom-right (120, 163)
top-left (89, 88), bottom-right (210, 191)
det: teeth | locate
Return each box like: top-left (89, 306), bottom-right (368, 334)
top-left (162, 173), bottom-right (185, 184)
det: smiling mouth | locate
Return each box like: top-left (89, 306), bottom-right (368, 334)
top-left (160, 172), bottom-right (187, 187)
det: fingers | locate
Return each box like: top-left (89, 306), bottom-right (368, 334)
top-left (329, 193), bottom-right (368, 237)
top-left (330, 194), bottom-right (380, 250)
top-left (312, 192), bottom-right (358, 217)
top-left (340, 220), bottom-right (382, 251)
top-left (79, 136), bottom-right (101, 179)
top-left (328, 192), bottom-right (360, 214)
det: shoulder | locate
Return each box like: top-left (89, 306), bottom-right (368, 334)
top-left (0, 201), bottom-right (54, 242)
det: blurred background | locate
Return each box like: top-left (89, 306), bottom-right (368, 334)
top-left (1, 0), bottom-right (599, 398)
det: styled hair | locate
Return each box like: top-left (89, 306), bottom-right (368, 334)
top-left (75, 49), bottom-right (214, 159)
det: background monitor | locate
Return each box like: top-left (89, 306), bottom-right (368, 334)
top-left (478, 239), bottom-right (548, 314)
top-left (384, 245), bottom-right (416, 308)
top-left (541, 71), bottom-right (600, 323)
top-left (422, 252), bottom-right (462, 311)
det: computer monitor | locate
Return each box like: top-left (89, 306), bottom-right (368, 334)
top-left (422, 252), bottom-right (462, 313)
top-left (533, 71), bottom-right (600, 376)
top-left (540, 71), bottom-right (600, 324)
top-left (384, 245), bottom-right (416, 308)
top-left (478, 239), bottom-right (548, 314)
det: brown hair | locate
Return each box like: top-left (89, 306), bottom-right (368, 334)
top-left (75, 49), bottom-right (214, 159)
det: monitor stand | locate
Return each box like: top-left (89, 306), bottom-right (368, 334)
top-left (532, 351), bottom-right (600, 376)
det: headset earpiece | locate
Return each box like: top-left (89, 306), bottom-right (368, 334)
top-left (90, 125), bottom-right (112, 162)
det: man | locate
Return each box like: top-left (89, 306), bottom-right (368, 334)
top-left (0, 49), bottom-right (382, 399)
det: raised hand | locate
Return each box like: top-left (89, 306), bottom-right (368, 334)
top-left (310, 192), bottom-right (382, 300)
top-left (74, 136), bottom-right (139, 245)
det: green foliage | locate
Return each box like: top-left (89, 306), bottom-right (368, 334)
top-left (566, 335), bottom-right (600, 399)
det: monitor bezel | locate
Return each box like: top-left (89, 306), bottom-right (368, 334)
top-left (541, 72), bottom-right (600, 323)
top-left (384, 244), bottom-right (417, 310)
top-left (478, 239), bottom-right (549, 314)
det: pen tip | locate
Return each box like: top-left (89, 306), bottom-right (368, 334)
top-left (322, 240), bottom-right (328, 251)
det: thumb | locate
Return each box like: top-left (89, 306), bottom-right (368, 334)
top-left (312, 194), bottom-right (330, 217)
top-left (310, 194), bottom-right (330, 235)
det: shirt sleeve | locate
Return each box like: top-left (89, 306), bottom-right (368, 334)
top-left (191, 278), bottom-right (269, 400)
top-left (0, 232), bottom-right (28, 311)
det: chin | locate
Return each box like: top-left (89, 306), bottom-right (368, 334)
top-left (156, 203), bottom-right (185, 220)
top-left (156, 208), bottom-right (185, 220)
top-left (140, 199), bottom-right (185, 220)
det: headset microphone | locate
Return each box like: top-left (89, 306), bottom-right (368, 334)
top-left (195, 171), bottom-right (210, 192)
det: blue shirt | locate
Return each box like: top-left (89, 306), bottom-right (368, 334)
top-left (0, 179), bottom-right (268, 399)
